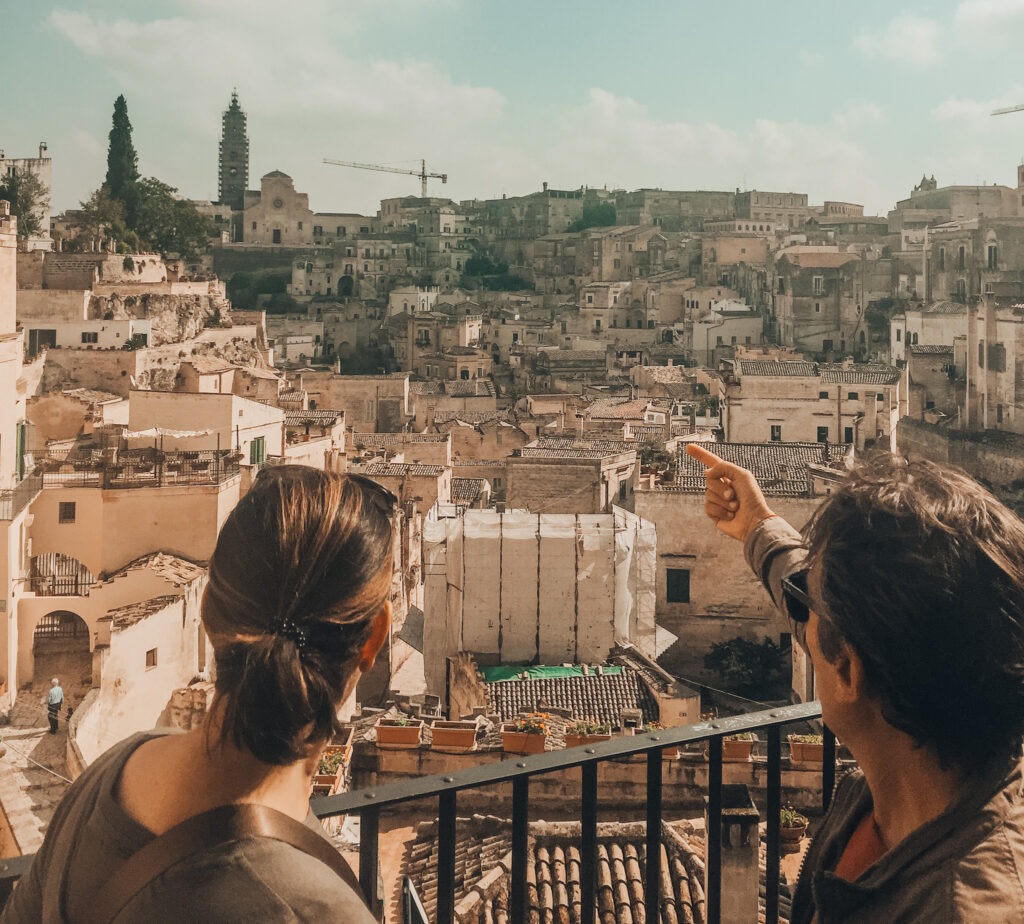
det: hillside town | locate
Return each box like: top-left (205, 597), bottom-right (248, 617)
top-left (3, 87), bottom-right (1024, 921)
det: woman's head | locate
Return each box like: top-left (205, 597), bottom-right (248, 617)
top-left (204, 465), bottom-right (395, 765)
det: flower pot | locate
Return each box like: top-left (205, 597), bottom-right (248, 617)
top-left (313, 742), bottom-right (350, 793)
top-left (781, 823), bottom-right (808, 845)
top-left (430, 720), bottom-right (478, 752)
top-left (789, 736), bottom-right (825, 767)
top-left (564, 732), bottom-right (613, 750)
top-left (501, 726), bottom-right (547, 754)
top-left (375, 719), bottom-right (423, 749)
top-left (722, 738), bottom-right (754, 762)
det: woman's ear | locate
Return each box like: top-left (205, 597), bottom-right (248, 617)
top-left (358, 602), bottom-right (392, 673)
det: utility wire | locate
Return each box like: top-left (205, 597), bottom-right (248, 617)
top-left (0, 736), bottom-right (73, 785)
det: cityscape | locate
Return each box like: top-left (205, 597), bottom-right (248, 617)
top-left (3, 3), bottom-right (1024, 922)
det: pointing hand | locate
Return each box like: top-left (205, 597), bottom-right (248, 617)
top-left (685, 444), bottom-right (777, 543)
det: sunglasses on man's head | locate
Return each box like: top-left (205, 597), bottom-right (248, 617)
top-left (781, 570), bottom-right (816, 624)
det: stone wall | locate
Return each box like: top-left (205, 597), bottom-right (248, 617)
top-left (352, 743), bottom-right (829, 816)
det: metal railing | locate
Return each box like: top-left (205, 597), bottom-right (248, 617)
top-left (310, 701), bottom-right (833, 924)
top-left (36, 451), bottom-right (240, 490)
top-left (0, 473), bottom-right (42, 521)
top-left (0, 702), bottom-right (833, 921)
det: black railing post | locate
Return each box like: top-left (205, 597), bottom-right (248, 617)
top-left (359, 806), bottom-right (381, 919)
top-left (511, 776), bottom-right (530, 923)
top-left (437, 790), bottom-right (457, 924)
top-left (645, 747), bottom-right (663, 917)
top-left (707, 736), bottom-right (723, 924)
top-left (581, 761), bottom-right (598, 924)
top-left (823, 725), bottom-right (837, 812)
top-left (766, 725), bottom-right (782, 924)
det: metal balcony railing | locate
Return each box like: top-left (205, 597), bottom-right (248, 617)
top-left (0, 473), bottom-right (42, 521)
top-left (311, 701), bottom-right (832, 924)
top-left (0, 702), bottom-right (832, 922)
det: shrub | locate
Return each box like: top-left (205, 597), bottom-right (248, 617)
top-left (703, 636), bottom-right (789, 698)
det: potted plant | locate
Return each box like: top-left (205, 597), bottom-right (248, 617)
top-left (375, 714), bottom-right (423, 749)
top-left (780, 806), bottom-right (809, 844)
top-left (564, 719), bottom-right (612, 749)
top-left (501, 712), bottom-right (550, 755)
top-left (638, 720), bottom-right (679, 760)
top-left (312, 747), bottom-right (347, 791)
top-left (722, 732), bottom-right (756, 762)
top-left (789, 733), bottom-right (825, 766)
top-left (430, 719), bottom-right (479, 752)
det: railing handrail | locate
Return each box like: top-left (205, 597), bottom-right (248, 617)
top-left (312, 701), bottom-right (821, 816)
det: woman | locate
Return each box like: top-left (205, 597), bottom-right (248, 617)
top-left (3, 466), bottom-right (394, 922)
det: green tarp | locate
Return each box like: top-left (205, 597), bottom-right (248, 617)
top-left (482, 664), bottom-right (623, 683)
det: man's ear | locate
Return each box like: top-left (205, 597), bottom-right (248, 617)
top-left (833, 639), bottom-right (868, 704)
top-left (358, 602), bottom-right (392, 673)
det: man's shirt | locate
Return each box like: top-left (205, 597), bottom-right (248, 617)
top-left (47, 686), bottom-right (63, 706)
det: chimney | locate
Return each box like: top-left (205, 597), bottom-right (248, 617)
top-left (705, 784), bottom-right (760, 924)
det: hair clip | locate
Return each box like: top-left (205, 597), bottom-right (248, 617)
top-left (270, 617), bottom-right (308, 651)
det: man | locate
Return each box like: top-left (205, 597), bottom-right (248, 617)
top-left (686, 444), bottom-right (1024, 922)
top-left (46, 678), bottom-right (63, 735)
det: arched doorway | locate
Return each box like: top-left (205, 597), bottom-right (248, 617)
top-left (33, 611), bottom-right (91, 705)
top-left (338, 275), bottom-right (354, 297)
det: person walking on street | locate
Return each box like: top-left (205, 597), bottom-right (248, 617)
top-left (46, 678), bottom-right (63, 735)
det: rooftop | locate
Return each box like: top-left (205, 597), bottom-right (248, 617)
top-left (364, 462), bottom-right (445, 478)
top-left (819, 363), bottom-right (900, 385)
top-left (451, 477), bottom-right (488, 506)
top-left (736, 361), bottom-right (817, 378)
top-left (284, 409), bottom-right (344, 426)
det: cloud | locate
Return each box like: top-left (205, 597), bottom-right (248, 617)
top-left (540, 89), bottom-right (888, 214)
top-left (954, 0), bottom-right (1024, 29)
top-left (934, 86), bottom-right (1024, 130)
top-left (854, 13), bottom-right (940, 66)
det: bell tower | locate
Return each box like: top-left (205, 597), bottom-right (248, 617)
top-left (218, 90), bottom-right (248, 211)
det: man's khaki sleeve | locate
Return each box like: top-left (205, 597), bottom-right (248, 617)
top-left (743, 516), bottom-right (809, 650)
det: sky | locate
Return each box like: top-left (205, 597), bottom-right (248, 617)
top-left (7, 0), bottom-right (1024, 219)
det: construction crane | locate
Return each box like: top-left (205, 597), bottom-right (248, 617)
top-left (322, 158), bottom-right (447, 197)
top-left (992, 104), bottom-right (1024, 116)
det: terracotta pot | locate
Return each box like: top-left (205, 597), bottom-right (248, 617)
top-left (501, 726), bottom-right (547, 754)
top-left (375, 719), bottom-right (423, 749)
top-left (431, 720), bottom-right (478, 751)
top-left (789, 737), bottom-right (825, 766)
top-left (564, 732), bottom-right (613, 750)
top-left (722, 738), bottom-right (754, 762)
top-left (781, 823), bottom-right (807, 844)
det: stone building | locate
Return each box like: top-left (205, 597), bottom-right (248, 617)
top-left (965, 296), bottom-right (1024, 433)
top-left (421, 508), bottom-right (656, 695)
top-left (719, 357), bottom-right (901, 451)
top-left (0, 143), bottom-right (52, 251)
top-left (242, 171), bottom-right (315, 246)
top-left (506, 442), bottom-right (638, 514)
top-left (926, 218), bottom-right (1024, 304)
top-left (735, 189), bottom-right (810, 230)
top-left (890, 301), bottom-right (967, 364)
top-left (635, 440), bottom-right (847, 684)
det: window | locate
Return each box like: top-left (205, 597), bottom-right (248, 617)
top-left (730, 336), bottom-right (737, 345)
top-left (988, 244), bottom-right (998, 270)
top-left (297, 222), bottom-right (303, 231)
top-left (586, 294), bottom-right (593, 305)
top-left (818, 390), bottom-right (829, 399)
top-left (823, 339), bottom-right (833, 352)
top-left (989, 342), bottom-right (1007, 373)
top-left (745, 336), bottom-right (752, 345)
top-left (896, 329), bottom-right (902, 342)
top-left (81, 332), bottom-right (98, 344)
top-left (844, 426), bottom-right (854, 444)
top-left (813, 276), bottom-right (824, 295)
top-left (978, 340), bottom-right (985, 369)
top-left (816, 426), bottom-right (829, 443)
top-left (998, 404), bottom-right (1004, 423)
top-left (938, 247), bottom-right (945, 271)
top-left (313, 225), bottom-right (323, 237)
top-left (251, 221), bottom-right (256, 230)
top-left (249, 436), bottom-right (266, 465)
top-left (145, 648), bottom-right (158, 669)
top-left (814, 302), bottom-right (821, 313)
top-left (958, 246), bottom-right (966, 271)
top-left (58, 502), bottom-right (76, 524)
top-left (770, 425), bottom-right (782, 442)
top-left (666, 568), bottom-right (690, 603)
top-left (847, 391), bottom-right (859, 400)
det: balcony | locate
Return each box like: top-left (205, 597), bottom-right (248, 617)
top-left (0, 703), bottom-right (832, 922)
top-left (0, 472), bottom-right (42, 521)
top-left (36, 449), bottom-right (241, 490)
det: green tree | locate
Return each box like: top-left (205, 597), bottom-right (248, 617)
top-left (105, 95), bottom-right (140, 207)
top-left (132, 178), bottom-right (213, 259)
top-left (78, 186), bottom-right (138, 251)
top-left (567, 203), bottom-right (617, 233)
top-left (0, 167), bottom-right (48, 239)
top-left (703, 636), bottom-right (789, 699)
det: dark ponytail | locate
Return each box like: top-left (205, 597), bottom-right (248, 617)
top-left (203, 466), bottom-right (394, 765)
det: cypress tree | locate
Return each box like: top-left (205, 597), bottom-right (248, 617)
top-left (105, 95), bottom-right (139, 206)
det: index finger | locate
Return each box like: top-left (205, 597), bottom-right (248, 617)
top-left (685, 444), bottom-right (723, 468)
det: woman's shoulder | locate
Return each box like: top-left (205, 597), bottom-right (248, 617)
top-left (136, 835), bottom-right (375, 922)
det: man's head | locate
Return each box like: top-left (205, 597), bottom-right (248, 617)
top-left (803, 453), bottom-right (1024, 775)
top-left (50, 678), bottom-right (58, 687)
